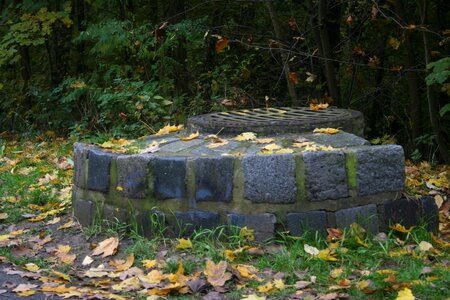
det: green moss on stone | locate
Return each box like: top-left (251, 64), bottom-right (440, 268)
top-left (346, 152), bottom-right (357, 190)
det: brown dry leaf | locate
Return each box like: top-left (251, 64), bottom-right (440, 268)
top-left (235, 132), bottom-right (257, 141)
top-left (110, 254), bottom-right (134, 272)
top-left (313, 128), bottom-right (340, 134)
top-left (57, 219), bottom-right (75, 230)
top-left (139, 269), bottom-right (164, 284)
top-left (84, 265), bottom-right (110, 278)
top-left (54, 245), bottom-right (76, 265)
top-left (207, 140), bottom-right (229, 148)
top-left (216, 36), bottom-right (229, 53)
top-left (234, 264), bottom-right (260, 280)
top-left (204, 260), bottom-right (232, 287)
top-left (295, 280), bottom-right (312, 289)
top-left (12, 283), bottom-right (38, 293)
top-left (46, 217), bottom-right (61, 225)
top-left (112, 277), bottom-right (141, 292)
top-left (180, 131), bottom-right (200, 141)
top-left (288, 72), bottom-right (299, 85)
top-left (255, 138), bottom-right (274, 144)
top-left (0, 213), bottom-right (8, 220)
top-left (92, 237), bottom-right (119, 258)
top-left (310, 103), bottom-right (329, 111)
top-left (41, 285), bottom-right (77, 293)
top-left (304, 244), bottom-right (319, 256)
top-left (51, 270), bottom-right (71, 282)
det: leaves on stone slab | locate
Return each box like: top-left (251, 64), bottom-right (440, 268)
top-left (155, 124), bottom-right (184, 135)
top-left (180, 131), bottom-right (200, 141)
top-left (235, 132), bottom-right (257, 141)
top-left (313, 128), bottom-right (340, 134)
top-left (91, 237), bottom-right (119, 258)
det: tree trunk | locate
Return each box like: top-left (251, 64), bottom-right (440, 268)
top-left (318, 0), bottom-right (341, 106)
top-left (420, 0), bottom-right (450, 163)
top-left (266, 2), bottom-right (298, 106)
top-left (72, 0), bottom-right (87, 74)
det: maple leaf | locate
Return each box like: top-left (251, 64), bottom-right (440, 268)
top-left (204, 260), bottom-right (232, 287)
top-left (255, 138), bottom-right (274, 144)
top-left (51, 270), bottom-right (71, 282)
top-left (54, 244), bottom-right (76, 264)
top-left (139, 269), bottom-right (164, 284)
top-left (92, 237), bottom-right (119, 258)
top-left (262, 143), bottom-right (281, 151)
top-left (330, 268), bottom-right (344, 279)
top-left (142, 259), bottom-right (158, 268)
top-left (313, 128), bottom-right (340, 134)
top-left (112, 277), bottom-right (141, 291)
top-left (318, 248), bottom-right (338, 261)
top-left (239, 226), bottom-right (255, 241)
top-left (309, 103), bottom-right (329, 111)
top-left (176, 238), bottom-right (192, 249)
top-left (140, 141), bottom-right (160, 153)
top-left (235, 132), bottom-right (257, 141)
top-left (215, 36), bottom-right (229, 53)
top-left (180, 131), bottom-right (200, 141)
top-left (258, 281), bottom-right (274, 293)
top-left (396, 287), bottom-right (415, 300)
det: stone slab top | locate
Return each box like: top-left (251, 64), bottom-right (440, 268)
top-left (92, 129), bottom-right (370, 158)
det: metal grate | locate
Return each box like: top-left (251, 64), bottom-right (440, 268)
top-left (187, 107), bottom-right (364, 136)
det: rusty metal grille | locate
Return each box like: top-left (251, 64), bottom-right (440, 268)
top-left (187, 107), bottom-right (364, 135)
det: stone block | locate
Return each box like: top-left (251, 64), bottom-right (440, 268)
top-left (335, 204), bottom-right (379, 234)
top-left (73, 199), bottom-right (94, 227)
top-left (305, 132), bottom-right (370, 148)
top-left (303, 151), bottom-right (348, 201)
top-left (135, 210), bottom-right (166, 238)
top-left (243, 154), bottom-right (296, 203)
top-left (227, 213), bottom-right (276, 241)
top-left (73, 143), bottom-right (90, 188)
top-left (354, 145), bottom-right (405, 196)
top-left (195, 157), bottom-right (234, 202)
top-left (175, 211), bottom-right (220, 236)
top-left (102, 204), bottom-right (129, 223)
top-left (159, 139), bottom-right (204, 153)
top-left (419, 196), bottom-right (439, 232)
top-left (286, 211), bottom-right (327, 236)
top-left (152, 157), bottom-right (186, 200)
top-left (117, 154), bottom-right (151, 198)
top-left (382, 198), bottom-right (420, 229)
top-left (87, 149), bottom-right (113, 192)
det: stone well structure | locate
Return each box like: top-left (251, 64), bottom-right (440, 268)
top-left (72, 107), bottom-right (438, 240)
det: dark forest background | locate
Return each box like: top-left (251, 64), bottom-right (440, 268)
top-left (0, 0), bottom-right (448, 162)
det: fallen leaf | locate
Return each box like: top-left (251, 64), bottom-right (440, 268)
top-left (390, 224), bottom-right (414, 233)
top-left (176, 238), bottom-right (192, 249)
top-left (82, 255), bottom-right (93, 266)
top-left (24, 263), bottom-right (40, 272)
top-left (313, 128), bottom-right (340, 134)
top-left (12, 284), bottom-right (38, 293)
top-left (155, 124), bottom-right (184, 136)
top-left (310, 103), bottom-right (329, 110)
top-left (180, 131), bottom-right (199, 141)
top-left (142, 259), bottom-right (157, 269)
top-left (262, 143), bottom-right (281, 151)
top-left (318, 248), bottom-right (338, 261)
top-left (258, 281), bottom-right (274, 293)
top-left (204, 260), bottom-right (232, 287)
top-left (239, 227), bottom-right (255, 241)
top-left (304, 244), bottom-right (319, 256)
top-left (92, 237), bottom-right (119, 258)
top-left (273, 279), bottom-right (285, 290)
top-left (46, 217), bottom-right (61, 225)
top-left (276, 148), bottom-right (294, 154)
top-left (207, 140), bottom-right (229, 148)
top-left (242, 294), bottom-right (266, 300)
top-left (295, 280), bottom-right (311, 289)
top-left (57, 219), bottom-right (75, 230)
top-left (330, 268), bottom-right (344, 279)
top-left (396, 287), bottom-right (415, 300)
top-left (51, 270), bottom-right (71, 282)
top-left (112, 276), bottom-right (141, 291)
top-left (255, 138), bottom-right (274, 144)
top-left (0, 213), bottom-right (8, 220)
top-left (235, 132), bottom-right (257, 141)
top-left (417, 241), bottom-right (433, 252)
top-left (110, 254), bottom-right (134, 272)
top-left (139, 269), bottom-right (164, 284)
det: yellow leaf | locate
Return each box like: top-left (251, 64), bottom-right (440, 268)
top-left (235, 264), bottom-right (259, 280)
top-left (91, 237), bottom-right (119, 258)
top-left (313, 128), bottom-right (340, 134)
top-left (356, 280), bottom-right (370, 290)
top-left (262, 143), bottom-right (281, 151)
top-left (389, 248), bottom-right (410, 257)
top-left (57, 219), bottom-right (75, 230)
top-left (24, 263), bottom-right (40, 272)
top-left (276, 148), bottom-right (294, 154)
top-left (142, 259), bottom-right (158, 268)
top-left (309, 103), bottom-right (329, 110)
top-left (204, 260), bottom-right (232, 287)
top-left (51, 270), bottom-right (71, 282)
top-left (99, 141), bottom-right (115, 148)
top-left (112, 277), bottom-right (140, 291)
top-left (258, 281), bottom-right (274, 293)
top-left (273, 279), bottom-right (285, 290)
top-left (46, 217), bottom-right (61, 225)
top-left (417, 241), bottom-right (433, 252)
top-left (304, 244), bottom-right (319, 256)
top-left (224, 249), bottom-right (236, 262)
top-left (17, 290), bottom-right (36, 296)
top-left (239, 226), bottom-right (255, 241)
top-left (242, 294), bottom-right (266, 300)
top-left (116, 186), bottom-right (124, 191)
top-left (396, 287), bottom-right (415, 300)
top-left (139, 269), bottom-right (164, 284)
top-left (318, 248), bottom-right (338, 261)
top-left (330, 268), bottom-right (344, 279)
top-left (235, 132), bottom-right (257, 141)
top-left (155, 124), bottom-right (184, 136)
top-left (180, 131), bottom-right (200, 141)
top-left (255, 138), bottom-right (274, 144)
top-left (176, 238), bottom-right (192, 249)
top-left (388, 36), bottom-right (401, 50)
top-left (390, 224), bottom-right (414, 233)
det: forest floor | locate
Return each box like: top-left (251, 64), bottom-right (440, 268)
top-left (0, 132), bottom-right (449, 300)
